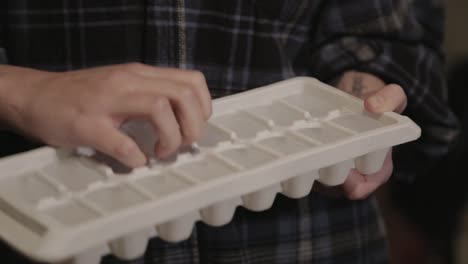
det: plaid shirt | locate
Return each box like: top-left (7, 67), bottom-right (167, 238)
top-left (0, 0), bottom-right (459, 264)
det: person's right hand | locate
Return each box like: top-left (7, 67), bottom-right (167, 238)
top-left (0, 63), bottom-right (212, 168)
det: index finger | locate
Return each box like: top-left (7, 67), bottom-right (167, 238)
top-left (122, 63), bottom-right (212, 120)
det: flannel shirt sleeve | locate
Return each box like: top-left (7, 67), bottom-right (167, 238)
top-left (0, 5), bottom-right (6, 65)
top-left (0, 28), bottom-right (6, 64)
top-left (0, 48), bottom-right (6, 64)
top-left (308, 0), bottom-right (459, 181)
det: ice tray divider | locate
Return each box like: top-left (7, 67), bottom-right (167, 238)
top-left (277, 99), bottom-right (311, 120)
top-left (240, 110), bottom-right (275, 129)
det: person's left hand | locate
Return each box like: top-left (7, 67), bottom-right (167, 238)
top-left (313, 71), bottom-right (407, 200)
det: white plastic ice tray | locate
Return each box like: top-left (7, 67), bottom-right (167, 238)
top-left (0, 77), bottom-right (420, 263)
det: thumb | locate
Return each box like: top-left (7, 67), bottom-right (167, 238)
top-left (364, 84), bottom-right (407, 114)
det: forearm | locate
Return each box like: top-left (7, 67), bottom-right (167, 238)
top-left (0, 65), bottom-right (46, 155)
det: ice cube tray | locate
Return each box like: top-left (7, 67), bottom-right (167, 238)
top-left (0, 77), bottom-right (420, 263)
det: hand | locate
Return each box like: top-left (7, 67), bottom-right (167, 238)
top-left (0, 63), bottom-right (212, 168)
top-left (314, 71), bottom-right (407, 200)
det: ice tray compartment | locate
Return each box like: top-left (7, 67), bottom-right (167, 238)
top-left (296, 123), bottom-right (352, 144)
top-left (135, 172), bottom-right (192, 198)
top-left (45, 200), bottom-right (99, 226)
top-left (318, 159), bottom-right (354, 186)
top-left (257, 134), bottom-right (316, 155)
top-left (210, 112), bottom-right (269, 139)
top-left (175, 156), bottom-right (238, 182)
top-left (282, 92), bottom-right (336, 118)
top-left (43, 159), bottom-right (107, 192)
top-left (197, 123), bottom-right (232, 148)
top-left (219, 146), bottom-right (277, 169)
top-left (0, 172), bottom-right (59, 208)
top-left (242, 184), bottom-right (281, 211)
top-left (85, 185), bottom-right (148, 213)
top-left (330, 113), bottom-right (394, 133)
top-left (156, 211), bottom-right (199, 242)
top-left (64, 247), bottom-right (106, 264)
top-left (247, 101), bottom-right (306, 127)
top-left (355, 148), bottom-right (389, 175)
top-left (200, 197), bottom-right (241, 226)
top-left (109, 228), bottom-right (152, 260)
top-left (281, 170), bottom-right (319, 198)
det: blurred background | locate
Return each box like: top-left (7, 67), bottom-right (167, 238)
top-left (381, 0), bottom-right (468, 263)
top-left (446, 0), bottom-right (468, 65)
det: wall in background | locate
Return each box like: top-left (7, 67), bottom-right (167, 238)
top-left (446, 1), bottom-right (467, 264)
top-left (446, 0), bottom-right (468, 64)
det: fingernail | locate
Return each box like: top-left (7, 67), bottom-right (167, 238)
top-left (368, 95), bottom-right (384, 109)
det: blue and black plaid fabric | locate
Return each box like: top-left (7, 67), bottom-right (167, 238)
top-left (0, 0), bottom-right (459, 263)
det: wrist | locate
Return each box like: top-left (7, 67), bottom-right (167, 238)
top-left (0, 66), bottom-right (18, 129)
top-left (0, 65), bottom-right (43, 131)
